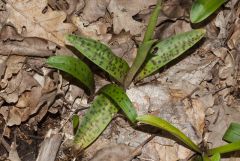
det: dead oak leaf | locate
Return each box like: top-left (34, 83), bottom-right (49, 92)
top-left (108, 0), bottom-right (157, 35)
top-left (6, 0), bottom-right (77, 46)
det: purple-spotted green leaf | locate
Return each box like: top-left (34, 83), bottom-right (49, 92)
top-left (67, 35), bottom-right (129, 84)
top-left (99, 84), bottom-right (137, 123)
top-left (47, 55), bottom-right (94, 92)
top-left (135, 29), bottom-right (206, 82)
top-left (190, 0), bottom-right (226, 23)
top-left (74, 94), bottom-right (118, 150)
top-left (223, 122), bottom-right (240, 143)
top-left (136, 115), bottom-right (201, 153)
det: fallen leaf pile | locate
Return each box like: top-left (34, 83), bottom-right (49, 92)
top-left (0, 0), bottom-right (239, 161)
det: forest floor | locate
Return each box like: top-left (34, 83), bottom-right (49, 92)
top-left (0, 0), bottom-right (240, 161)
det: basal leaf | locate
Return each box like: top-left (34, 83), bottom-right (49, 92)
top-left (74, 94), bottom-right (119, 150)
top-left (47, 55), bottom-right (94, 92)
top-left (135, 29), bottom-right (206, 82)
top-left (67, 35), bottom-right (129, 84)
top-left (207, 141), bottom-right (240, 155)
top-left (99, 84), bottom-right (137, 123)
top-left (136, 114), bottom-right (201, 153)
top-left (190, 0), bottom-right (225, 23)
top-left (210, 153), bottom-right (221, 161)
top-left (223, 122), bottom-right (240, 143)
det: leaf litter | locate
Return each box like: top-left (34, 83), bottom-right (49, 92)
top-left (0, 0), bottom-right (239, 161)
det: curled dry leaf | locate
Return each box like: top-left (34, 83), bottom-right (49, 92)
top-left (2, 55), bottom-right (25, 80)
top-left (0, 25), bottom-right (56, 57)
top-left (6, 0), bottom-right (77, 46)
top-left (0, 70), bottom-right (40, 104)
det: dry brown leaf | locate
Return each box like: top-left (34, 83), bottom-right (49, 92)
top-left (71, 16), bottom-right (112, 42)
top-left (8, 141), bottom-right (21, 161)
top-left (16, 87), bottom-right (42, 122)
top-left (82, 0), bottom-right (109, 22)
top-left (3, 55), bottom-right (25, 80)
top-left (90, 144), bottom-right (134, 161)
top-left (108, 0), bottom-right (156, 35)
top-left (0, 106), bottom-right (9, 121)
top-left (28, 75), bottom-right (59, 125)
top-left (110, 33), bottom-right (136, 65)
top-left (6, 0), bottom-right (77, 46)
top-left (0, 56), bottom-right (7, 78)
top-left (161, 0), bottom-right (191, 18)
top-left (0, 71), bottom-right (40, 104)
top-left (7, 106), bottom-right (22, 126)
top-left (0, 25), bottom-right (57, 57)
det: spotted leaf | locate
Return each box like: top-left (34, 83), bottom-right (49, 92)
top-left (74, 94), bottom-right (119, 149)
top-left (135, 29), bottom-right (206, 81)
top-left (47, 55), bottom-right (94, 92)
top-left (99, 84), bottom-right (137, 124)
top-left (67, 35), bottom-right (129, 84)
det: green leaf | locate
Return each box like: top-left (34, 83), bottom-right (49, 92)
top-left (124, 0), bottom-right (162, 88)
top-left (136, 115), bottom-right (201, 153)
top-left (99, 84), bottom-right (137, 123)
top-left (47, 55), bottom-right (94, 92)
top-left (72, 114), bottom-right (80, 130)
top-left (135, 29), bottom-right (206, 82)
top-left (190, 0), bottom-right (226, 23)
top-left (67, 35), bottom-right (129, 84)
top-left (202, 154), bottom-right (211, 161)
top-left (207, 141), bottom-right (240, 155)
top-left (74, 94), bottom-right (119, 150)
top-left (143, 0), bottom-right (162, 43)
top-left (223, 122), bottom-right (240, 143)
top-left (210, 153), bottom-right (221, 161)
top-left (124, 40), bottom-right (155, 88)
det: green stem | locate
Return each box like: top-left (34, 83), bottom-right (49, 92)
top-left (123, 0), bottom-right (162, 88)
top-left (143, 0), bottom-right (162, 43)
top-left (202, 154), bottom-right (211, 161)
top-left (123, 40), bottom-right (155, 88)
top-left (207, 141), bottom-right (240, 155)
